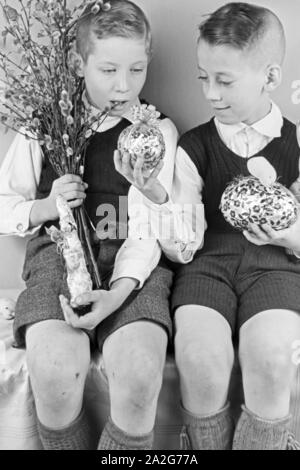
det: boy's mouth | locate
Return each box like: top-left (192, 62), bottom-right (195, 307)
top-left (213, 106), bottom-right (231, 111)
top-left (110, 100), bottom-right (129, 110)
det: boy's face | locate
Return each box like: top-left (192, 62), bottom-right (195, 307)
top-left (197, 40), bottom-right (272, 125)
top-left (81, 36), bottom-right (148, 116)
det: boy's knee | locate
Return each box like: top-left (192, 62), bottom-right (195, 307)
top-left (175, 340), bottom-right (233, 392)
top-left (26, 334), bottom-right (90, 406)
top-left (240, 339), bottom-right (293, 389)
top-left (107, 350), bottom-right (164, 408)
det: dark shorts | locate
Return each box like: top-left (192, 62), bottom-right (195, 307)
top-left (14, 234), bottom-right (173, 349)
top-left (171, 231), bottom-right (300, 333)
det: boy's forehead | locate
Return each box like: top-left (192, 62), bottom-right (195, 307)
top-left (89, 35), bottom-right (148, 61)
top-left (197, 40), bottom-right (253, 74)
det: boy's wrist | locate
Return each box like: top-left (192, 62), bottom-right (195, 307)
top-left (110, 277), bottom-right (138, 306)
top-left (141, 183), bottom-right (169, 205)
top-left (29, 198), bottom-right (57, 227)
top-left (286, 247), bottom-right (300, 262)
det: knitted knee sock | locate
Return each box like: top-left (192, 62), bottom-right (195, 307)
top-left (180, 403), bottom-right (234, 450)
top-left (233, 405), bottom-right (300, 450)
top-left (37, 406), bottom-right (93, 450)
top-left (98, 416), bottom-right (154, 450)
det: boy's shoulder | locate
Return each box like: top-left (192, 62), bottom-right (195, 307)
top-left (276, 116), bottom-right (299, 149)
top-left (178, 118), bottom-right (215, 150)
top-left (177, 119), bottom-right (215, 174)
top-left (140, 99), bottom-right (178, 138)
top-left (281, 116), bottom-right (297, 135)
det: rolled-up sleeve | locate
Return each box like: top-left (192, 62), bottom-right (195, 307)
top-left (139, 146), bottom-right (207, 264)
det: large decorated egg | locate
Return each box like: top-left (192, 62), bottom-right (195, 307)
top-left (117, 104), bottom-right (165, 170)
top-left (220, 176), bottom-right (298, 231)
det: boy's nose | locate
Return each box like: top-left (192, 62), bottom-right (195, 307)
top-left (115, 72), bottom-right (130, 93)
top-left (205, 82), bottom-right (222, 101)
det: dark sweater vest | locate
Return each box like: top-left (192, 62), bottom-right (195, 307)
top-left (178, 117), bottom-right (299, 233)
top-left (36, 118), bottom-right (132, 241)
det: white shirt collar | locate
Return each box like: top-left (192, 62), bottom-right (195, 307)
top-left (214, 101), bottom-right (283, 140)
top-left (82, 91), bottom-right (139, 131)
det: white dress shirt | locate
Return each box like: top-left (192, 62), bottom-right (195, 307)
top-left (140, 101), bottom-right (295, 263)
top-left (0, 100), bottom-right (178, 288)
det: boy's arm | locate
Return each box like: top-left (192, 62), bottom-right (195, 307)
top-left (0, 132), bottom-right (43, 236)
top-left (140, 146), bottom-right (206, 264)
top-left (60, 277), bottom-right (139, 331)
top-left (109, 237), bottom-right (161, 289)
top-left (114, 118), bottom-right (206, 265)
top-left (109, 117), bottom-right (177, 289)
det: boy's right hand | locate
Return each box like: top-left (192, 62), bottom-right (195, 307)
top-left (45, 174), bottom-right (88, 220)
top-left (30, 174), bottom-right (88, 228)
top-left (114, 150), bottom-right (168, 205)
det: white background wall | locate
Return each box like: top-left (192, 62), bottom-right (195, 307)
top-left (0, 0), bottom-right (300, 289)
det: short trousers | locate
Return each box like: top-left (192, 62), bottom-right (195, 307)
top-left (14, 233), bottom-right (173, 349)
top-left (171, 231), bottom-right (300, 333)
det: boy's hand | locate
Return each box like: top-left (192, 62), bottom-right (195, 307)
top-left (114, 150), bottom-right (168, 204)
top-left (45, 174), bottom-right (88, 220)
top-left (243, 212), bottom-right (300, 252)
top-left (30, 174), bottom-right (88, 228)
top-left (59, 277), bottom-right (138, 330)
top-left (59, 289), bottom-right (121, 330)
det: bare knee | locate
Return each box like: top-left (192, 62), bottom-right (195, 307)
top-left (240, 311), bottom-right (300, 393)
top-left (175, 337), bottom-right (234, 399)
top-left (241, 339), bottom-right (293, 392)
top-left (26, 321), bottom-right (90, 408)
top-left (103, 322), bottom-right (167, 410)
top-left (105, 347), bottom-right (165, 410)
top-left (174, 307), bottom-right (234, 401)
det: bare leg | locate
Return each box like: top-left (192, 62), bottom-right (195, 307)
top-left (233, 310), bottom-right (300, 450)
top-left (26, 320), bottom-right (91, 449)
top-left (175, 306), bottom-right (235, 449)
top-left (98, 321), bottom-right (167, 450)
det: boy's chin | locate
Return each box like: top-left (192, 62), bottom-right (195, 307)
top-left (109, 104), bottom-right (131, 117)
top-left (216, 116), bottom-right (240, 125)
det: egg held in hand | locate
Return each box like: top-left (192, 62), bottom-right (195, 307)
top-left (220, 176), bottom-right (298, 231)
top-left (117, 104), bottom-right (165, 171)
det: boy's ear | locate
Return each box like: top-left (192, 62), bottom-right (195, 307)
top-left (264, 64), bottom-right (282, 92)
top-left (69, 50), bottom-right (85, 77)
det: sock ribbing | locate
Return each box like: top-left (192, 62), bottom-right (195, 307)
top-left (98, 416), bottom-right (154, 450)
top-left (181, 402), bottom-right (234, 450)
top-left (37, 406), bottom-right (93, 450)
top-left (233, 405), bottom-right (292, 450)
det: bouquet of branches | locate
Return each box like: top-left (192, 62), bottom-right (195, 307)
top-left (0, 0), bottom-right (111, 304)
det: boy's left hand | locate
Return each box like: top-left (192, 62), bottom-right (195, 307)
top-left (114, 150), bottom-right (168, 204)
top-left (59, 290), bottom-right (120, 330)
top-left (243, 211), bottom-right (300, 252)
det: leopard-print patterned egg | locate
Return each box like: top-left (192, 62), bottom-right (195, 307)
top-left (220, 176), bottom-right (298, 231)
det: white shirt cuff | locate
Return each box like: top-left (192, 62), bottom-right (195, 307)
top-left (109, 260), bottom-right (152, 290)
top-left (1, 201), bottom-right (41, 237)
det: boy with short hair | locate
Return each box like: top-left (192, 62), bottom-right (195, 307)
top-left (116, 2), bottom-right (300, 450)
top-left (0, 0), bottom-right (178, 450)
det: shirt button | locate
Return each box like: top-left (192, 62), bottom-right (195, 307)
top-left (16, 223), bottom-right (24, 232)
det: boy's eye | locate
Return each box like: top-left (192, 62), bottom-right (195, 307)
top-left (131, 68), bottom-right (144, 73)
top-left (101, 69), bottom-right (116, 74)
top-left (218, 80), bottom-right (234, 86)
top-left (198, 75), bottom-right (208, 81)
